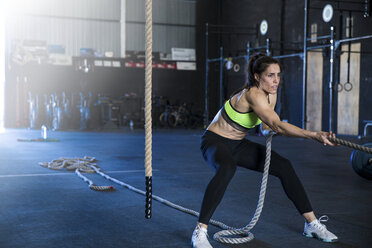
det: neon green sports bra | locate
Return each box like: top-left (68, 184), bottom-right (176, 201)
top-left (221, 99), bottom-right (262, 131)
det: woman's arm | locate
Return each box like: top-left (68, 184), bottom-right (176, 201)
top-left (248, 90), bottom-right (336, 146)
top-left (260, 93), bottom-right (277, 132)
top-left (260, 94), bottom-right (276, 135)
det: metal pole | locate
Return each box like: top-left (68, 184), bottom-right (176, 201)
top-left (204, 23), bottom-right (209, 128)
top-left (247, 41), bottom-right (251, 60)
top-left (246, 42), bottom-right (251, 84)
top-left (120, 0), bottom-right (126, 58)
top-left (329, 26), bottom-right (335, 132)
top-left (302, 0), bottom-right (309, 130)
top-left (336, 34), bottom-right (372, 48)
top-left (219, 46), bottom-right (224, 107)
top-left (273, 53), bottom-right (303, 59)
top-left (266, 38), bottom-right (271, 56)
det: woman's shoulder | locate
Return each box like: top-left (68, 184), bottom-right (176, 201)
top-left (244, 87), bottom-right (265, 101)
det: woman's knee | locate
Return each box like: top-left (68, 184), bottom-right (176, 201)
top-left (215, 162), bottom-right (237, 182)
top-left (271, 157), bottom-right (296, 179)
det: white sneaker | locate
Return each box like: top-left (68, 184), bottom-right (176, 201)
top-left (191, 226), bottom-right (213, 248)
top-left (303, 215), bottom-right (338, 242)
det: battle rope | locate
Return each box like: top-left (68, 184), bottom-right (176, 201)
top-left (40, 156), bottom-right (114, 191)
top-left (39, 135), bottom-right (371, 244)
top-left (328, 136), bottom-right (372, 154)
top-left (89, 164), bottom-right (235, 229)
top-left (75, 169), bottom-right (114, 191)
top-left (90, 132), bottom-right (274, 244)
top-left (40, 132), bottom-right (274, 245)
top-left (213, 132), bottom-right (274, 244)
top-left (144, 0), bottom-right (153, 219)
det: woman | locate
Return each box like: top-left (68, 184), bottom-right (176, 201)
top-left (191, 53), bottom-right (338, 248)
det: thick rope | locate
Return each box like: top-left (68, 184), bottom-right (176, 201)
top-left (213, 132), bottom-right (274, 244)
top-left (328, 136), bottom-right (372, 154)
top-left (40, 151), bottom-right (269, 232)
top-left (144, 0), bottom-right (152, 178)
top-left (39, 156), bottom-right (97, 172)
top-left (75, 169), bottom-right (114, 191)
top-left (89, 132), bottom-right (275, 244)
top-left (40, 156), bottom-right (114, 191)
top-left (144, 0), bottom-right (153, 219)
top-left (90, 164), bottom-right (236, 229)
top-left (39, 132), bottom-right (274, 244)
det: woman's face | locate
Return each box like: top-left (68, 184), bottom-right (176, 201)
top-left (255, 63), bottom-right (281, 95)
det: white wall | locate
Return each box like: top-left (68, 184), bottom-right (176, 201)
top-left (5, 0), bottom-right (196, 57)
top-left (6, 0), bottom-right (122, 57)
top-left (126, 0), bottom-right (196, 53)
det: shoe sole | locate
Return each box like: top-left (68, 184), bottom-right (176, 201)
top-left (191, 241), bottom-right (212, 248)
top-left (303, 232), bottom-right (338, 243)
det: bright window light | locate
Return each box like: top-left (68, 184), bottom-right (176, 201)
top-left (0, 1), bottom-right (6, 133)
top-left (0, 0), bottom-right (42, 133)
top-left (3, 0), bottom-right (33, 15)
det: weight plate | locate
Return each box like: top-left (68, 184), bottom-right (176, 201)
top-left (350, 143), bottom-right (372, 180)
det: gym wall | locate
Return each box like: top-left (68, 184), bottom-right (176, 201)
top-left (4, 0), bottom-right (201, 128)
top-left (196, 0), bottom-right (372, 135)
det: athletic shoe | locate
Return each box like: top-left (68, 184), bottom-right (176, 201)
top-left (191, 226), bottom-right (213, 248)
top-left (303, 215), bottom-right (338, 242)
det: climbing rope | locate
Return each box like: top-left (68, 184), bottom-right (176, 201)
top-left (144, 0), bottom-right (153, 219)
top-left (328, 136), bottom-right (372, 154)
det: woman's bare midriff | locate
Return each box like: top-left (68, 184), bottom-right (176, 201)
top-left (206, 90), bottom-right (254, 140)
top-left (207, 89), bottom-right (255, 140)
top-left (207, 109), bottom-right (248, 140)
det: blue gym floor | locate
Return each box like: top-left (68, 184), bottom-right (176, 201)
top-left (0, 129), bottom-right (371, 248)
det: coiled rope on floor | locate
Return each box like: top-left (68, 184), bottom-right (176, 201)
top-left (40, 156), bottom-right (114, 191)
top-left (39, 156), bottom-right (96, 172)
top-left (328, 136), bottom-right (372, 154)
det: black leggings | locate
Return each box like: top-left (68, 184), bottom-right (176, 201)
top-left (198, 130), bottom-right (313, 225)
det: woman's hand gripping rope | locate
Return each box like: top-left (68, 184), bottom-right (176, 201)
top-left (314, 131), bottom-right (338, 146)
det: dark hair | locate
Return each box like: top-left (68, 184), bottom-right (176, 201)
top-left (230, 53), bottom-right (281, 97)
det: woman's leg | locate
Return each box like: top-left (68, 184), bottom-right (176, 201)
top-left (233, 139), bottom-right (313, 215)
top-left (206, 138), bottom-right (338, 243)
top-left (198, 136), bottom-right (238, 226)
top-left (303, 211), bottom-right (316, 223)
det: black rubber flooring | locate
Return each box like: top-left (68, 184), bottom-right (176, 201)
top-left (0, 129), bottom-right (371, 248)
